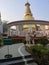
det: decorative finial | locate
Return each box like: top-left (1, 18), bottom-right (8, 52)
top-left (25, 0), bottom-right (30, 6)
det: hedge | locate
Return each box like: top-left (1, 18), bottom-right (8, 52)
top-left (3, 37), bottom-right (48, 45)
top-left (34, 38), bottom-right (48, 46)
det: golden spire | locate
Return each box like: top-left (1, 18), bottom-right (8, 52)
top-left (23, 1), bottom-right (34, 20)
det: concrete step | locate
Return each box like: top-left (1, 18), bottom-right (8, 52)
top-left (0, 54), bottom-right (38, 65)
top-left (24, 54), bottom-right (32, 59)
top-left (0, 56), bottom-right (24, 65)
top-left (8, 55), bottom-right (36, 65)
top-left (0, 56), bottom-right (22, 63)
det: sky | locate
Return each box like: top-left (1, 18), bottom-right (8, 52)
top-left (0, 0), bottom-right (49, 23)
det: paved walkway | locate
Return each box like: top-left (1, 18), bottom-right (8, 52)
top-left (18, 44), bottom-right (30, 56)
top-left (0, 43), bottom-right (38, 65)
top-left (0, 43), bottom-right (23, 59)
top-left (0, 43), bottom-right (30, 59)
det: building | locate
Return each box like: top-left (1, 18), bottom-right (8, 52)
top-left (0, 13), bottom-right (8, 37)
top-left (7, 1), bottom-right (49, 36)
top-left (0, 13), bottom-right (3, 35)
top-left (2, 20), bottom-right (8, 34)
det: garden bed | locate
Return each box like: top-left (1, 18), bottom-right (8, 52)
top-left (25, 44), bottom-right (49, 65)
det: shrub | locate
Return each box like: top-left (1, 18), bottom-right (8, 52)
top-left (34, 38), bottom-right (48, 46)
top-left (29, 45), bottom-right (49, 65)
top-left (0, 38), bottom-right (3, 43)
top-left (0, 38), bottom-right (3, 46)
top-left (39, 38), bottom-right (48, 46)
top-left (34, 38), bottom-right (39, 44)
top-left (12, 38), bottom-right (26, 44)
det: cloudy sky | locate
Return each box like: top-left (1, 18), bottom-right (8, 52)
top-left (0, 0), bottom-right (49, 22)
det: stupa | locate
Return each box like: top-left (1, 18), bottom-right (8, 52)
top-left (7, 1), bottom-right (49, 36)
